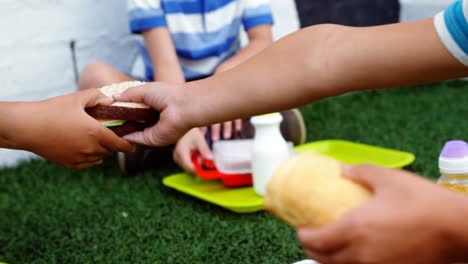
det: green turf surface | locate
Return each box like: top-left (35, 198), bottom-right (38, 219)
top-left (1, 81), bottom-right (468, 263)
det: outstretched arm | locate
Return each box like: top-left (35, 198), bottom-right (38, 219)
top-left (116, 18), bottom-right (468, 146)
top-left (184, 18), bottom-right (467, 126)
top-left (0, 90), bottom-right (133, 169)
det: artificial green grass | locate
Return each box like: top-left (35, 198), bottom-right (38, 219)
top-left (1, 81), bottom-right (468, 263)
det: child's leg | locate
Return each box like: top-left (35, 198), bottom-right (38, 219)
top-left (78, 61), bottom-right (133, 90)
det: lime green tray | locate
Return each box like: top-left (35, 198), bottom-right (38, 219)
top-left (162, 140), bottom-right (415, 213)
top-left (294, 140), bottom-right (415, 168)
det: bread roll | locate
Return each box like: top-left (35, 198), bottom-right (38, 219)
top-left (264, 151), bottom-right (371, 228)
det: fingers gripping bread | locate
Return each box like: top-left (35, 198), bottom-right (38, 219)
top-left (85, 81), bottom-right (159, 137)
top-left (264, 152), bottom-right (371, 228)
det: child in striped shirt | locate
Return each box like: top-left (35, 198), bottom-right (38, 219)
top-left (126, 0), bottom-right (275, 82)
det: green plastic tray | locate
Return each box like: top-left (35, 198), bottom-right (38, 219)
top-left (163, 140), bottom-right (415, 213)
top-left (295, 140), bottom-right (415, 168)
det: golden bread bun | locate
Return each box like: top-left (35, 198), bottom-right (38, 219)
top-left (264, 152), bottom-right (371, 228)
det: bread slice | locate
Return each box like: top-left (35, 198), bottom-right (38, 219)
top-left (85, 81), bottom-right (159, 136)
top-left (264, 152), bottom-right (371, 228)
top-left (98, 81), bottom-right (148, 109)
top-left (106, 121), bottom-right (150, 137)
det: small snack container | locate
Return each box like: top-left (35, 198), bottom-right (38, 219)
top-left (192, 139), bottom-right (294, 188)
top-left (212, 139), bottom-right (253, 174)
top-left (191, 139), bottom-right (254, 187)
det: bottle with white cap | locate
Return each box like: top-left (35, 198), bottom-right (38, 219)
top-left (437, 140), bottom-right (468, 193)
top-left (250, 113), bottom-right (291, 196)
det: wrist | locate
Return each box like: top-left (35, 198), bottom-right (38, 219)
top-left (184, 81), bottom-right (208, 128)
top-left (0, 101), bottom-right (32, 150)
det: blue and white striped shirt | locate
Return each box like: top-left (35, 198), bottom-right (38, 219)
top-left (435, 0), bottom-right (468, 66)
top-left (128, 0), bottom-right (274, 81)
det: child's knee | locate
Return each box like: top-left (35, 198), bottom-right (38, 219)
top-left (78, 62), bottom-right (112, 90)
top-left (82, 61), bottom-right (112, 79)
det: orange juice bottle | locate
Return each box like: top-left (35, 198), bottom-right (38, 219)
top-left (437, 140), bottom-right (468, 194)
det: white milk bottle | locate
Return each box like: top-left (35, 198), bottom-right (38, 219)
top-left (250, 113), bottom-right (290, 196)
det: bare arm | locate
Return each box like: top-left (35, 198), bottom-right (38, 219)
top-left (0, 90), bottom-right (133, 169)
top-left (216, 25), bottom-right (273, 73)
top-left (116, 19), bottom-right (468, 146)
top-left (183, 19), bottom-right (468, 127)
top-left (0, 102), bottom-right (22, 149)
top-left (208, 25), bottom-right (273, 140)
top-left (143, 28), bottom-right (185, 83)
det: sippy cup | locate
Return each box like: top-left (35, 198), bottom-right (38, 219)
top-left (437, 140), bottom-right (468, 193)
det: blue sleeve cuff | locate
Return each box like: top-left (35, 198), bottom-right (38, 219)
top-left (128, 8), bottom-right (167, 33)
top-left (243, 14), bottom-right (274, 31)
top-left (434, 0), bottom-right (468, 66)
top-left (443, 0), bottom-right (468, 54)
top-left (130, 17), bottom-right (167, 33)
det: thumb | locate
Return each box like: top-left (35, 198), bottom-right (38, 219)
top-left (177, 147), bottom-right (196, 173)
top-left (297, 220), bottom-right (350, 253)
top-left (123, 123), bottom-right (172, 146)
top-left (113, 84), bottom-right (154, 105)
top-left (79, 88), bottom-right (113, 107)
top-left (196, 136), bottom-right (213, 160)
top-left (342, 164), bottom-right (389, 192)
top-left (123, 131), bottom-right (148, 146)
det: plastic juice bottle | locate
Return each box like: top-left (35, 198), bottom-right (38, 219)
top-left (437, 140), bottom-right (468, 194)
top-left (250, 113), bottom-right (290, 196)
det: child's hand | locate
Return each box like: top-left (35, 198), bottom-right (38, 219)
top-left (204, 119), bottom-right (242, 141)
top-left (173, 128), bottom-right (212, 173)
top-left (15, 89), bottom-right (134, 169)
top-left (114, 82), bottom-right (193, 146)
top-left (297, 165), bottom-right (468, 264)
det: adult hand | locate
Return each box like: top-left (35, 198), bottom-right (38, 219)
top-left (297, 165), bottom-right (468, 264)
top-left (16, 89), bottom-right (134, 169)
top-left (173, 128), bottom-right (212, 173)
top-left (114, 82), bottom-right (192, 146)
